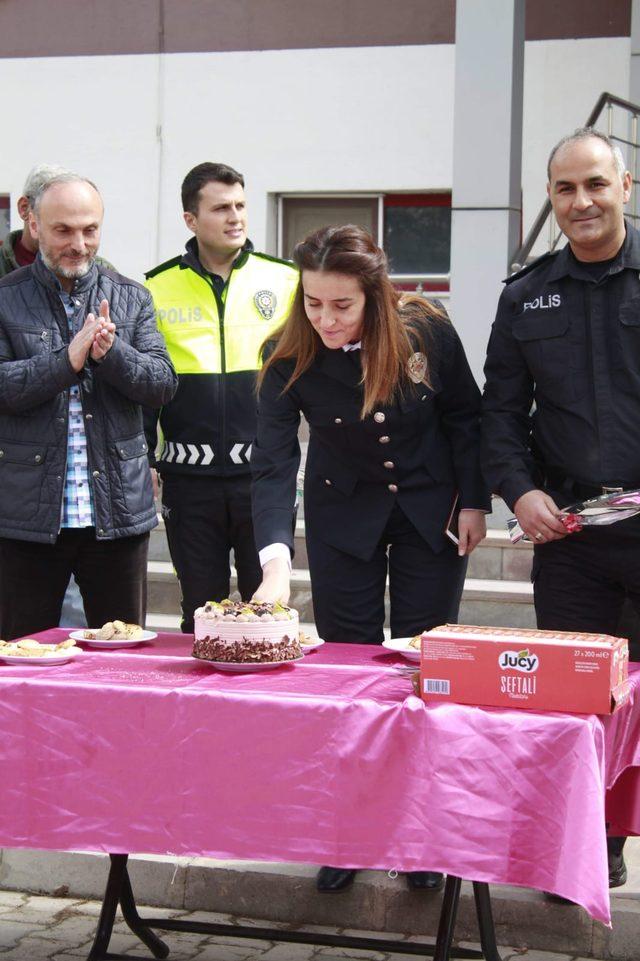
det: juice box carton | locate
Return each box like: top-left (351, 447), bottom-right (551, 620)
top-left (419, 624), bottom-right (629, 714)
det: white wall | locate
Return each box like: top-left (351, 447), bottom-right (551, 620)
top-left (156, 45), bottom-right (455, 267)
top-left (0, 35), bottom-right (632, 285)
top-left (0, 54), bottom-right (160, 278)
top-left (0, 45), bottom-right (454, 280)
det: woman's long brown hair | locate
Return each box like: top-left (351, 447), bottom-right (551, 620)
top-left (258, 224), bottom-right (445, 418)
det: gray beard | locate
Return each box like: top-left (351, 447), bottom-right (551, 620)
top-left (41, 250), bottom-right (94, 280)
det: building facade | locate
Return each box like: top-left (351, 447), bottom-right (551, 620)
top-left (0, 1), bottom-right (633, 304)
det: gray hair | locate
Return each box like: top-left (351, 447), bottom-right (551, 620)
top-left (21, 163), bottom-right (70, 206)
top-left (31, 173), bottom-right (101, 216)
top-left (547, 127), bottom-right (627, 181)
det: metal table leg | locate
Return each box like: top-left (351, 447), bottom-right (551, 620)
top-left (87, 859), bottom-right (502, 961)
top-left (434, 874), bottom-right (463, 961)
top-left (86, 854), bottom-right (169, 961)
top-left (473, 882), bottom-right (503, 961)
top-left (86, 854), bottom-right (131, 961)
top-left (120, 862), bottom-right (170, 959)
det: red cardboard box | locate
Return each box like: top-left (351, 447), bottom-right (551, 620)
top-left (420, 624), bottom-right (629, 714)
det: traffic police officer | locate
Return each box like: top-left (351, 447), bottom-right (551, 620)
top-left (482, 127), bottom-right (635, 888)
top-left (145, 163), bottom-right (298, 632)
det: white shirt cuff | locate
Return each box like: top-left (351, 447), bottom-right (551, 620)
top-left (259, 543), bottom-right (292, 569)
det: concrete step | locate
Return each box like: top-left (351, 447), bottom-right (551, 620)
top-left (467, 528), bottom-right (533, 581)
top-left (146, 560), bottom-right (534, 629)
top-left (0, 844), bottom-right (638, 959)
top-left (146, 612), bottom-right (181, 633)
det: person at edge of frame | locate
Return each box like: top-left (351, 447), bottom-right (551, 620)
top-left (144, 162), bottom-right (299, 633)
top-left (481, 126), bottom-right (639, 894)
top-left (0, 162), bottom-right (117, 629)
top-left (251, 223), bottom-right (490, 895)
top-left (0, 173), bottom-right (177, 639)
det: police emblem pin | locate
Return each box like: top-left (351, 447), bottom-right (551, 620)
top-left (407, 351), bottom-right (427, 384)
top-left (254, 290), bottom-right (277, 320)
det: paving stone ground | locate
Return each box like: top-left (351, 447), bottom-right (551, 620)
top-left (0, 890), bottom-right (611, 961)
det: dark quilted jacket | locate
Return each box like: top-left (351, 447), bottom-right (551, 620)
top-left (0, 256), bottom-right (177, 543)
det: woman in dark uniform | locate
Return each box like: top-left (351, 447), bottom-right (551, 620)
top-left (251, 224), bottom-right (489, 891)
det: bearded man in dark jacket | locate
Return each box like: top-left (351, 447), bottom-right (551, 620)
top-left (0, 174), bottom-right (177, 639)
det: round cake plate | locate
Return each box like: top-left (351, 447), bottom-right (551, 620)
top-left (300, 637), bottom-right (325, 654)
top-left (382, 638), bottom-right (421, 663)
top-left (194, 655), bottom-right (304, 673)
top-left (0, 650), bottom-right (80, 666)
top-left (69, 630), bottom-right (157, 648)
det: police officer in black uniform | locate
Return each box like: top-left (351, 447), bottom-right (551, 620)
top-left (251, 224), bottom-right (489, 894)
top-left (252, 224), bottom-right (489, 645)
top-left (482, 127), bottom-right (636, 889)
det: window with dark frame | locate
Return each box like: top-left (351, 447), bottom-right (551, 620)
top-left (384, 193), bottom-right (451, 280)
top-left (279, 193), bottom-right (451, 291)
top-left (281, 197), bottom-right (379, 261)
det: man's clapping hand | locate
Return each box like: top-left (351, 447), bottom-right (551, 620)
top-left (68, 299), bottom-right (115, 372)
top-left (90, 300), bottom-right (115, 361)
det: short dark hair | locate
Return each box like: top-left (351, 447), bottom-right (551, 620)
top-left (547, 127), bottom-right (626, 181)
top-left (181, 162), bottom-right (245, 214)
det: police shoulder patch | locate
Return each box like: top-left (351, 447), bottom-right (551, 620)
top-left (504, 250), bottom-right (558, 285)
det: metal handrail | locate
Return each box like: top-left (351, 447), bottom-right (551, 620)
top-left (511, 91), bottom-right (640, 271)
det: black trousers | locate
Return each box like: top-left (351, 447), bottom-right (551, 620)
top-left (307, 503), bottom-right (467, 645)
top-left (532, 517), bottom-right (640, 859)
top-left (533, 516), bottom-right (640, 661)
top-left (161, 473), bottom-right (262, 633)
top-left (0, 528), bottom-right (149, 640)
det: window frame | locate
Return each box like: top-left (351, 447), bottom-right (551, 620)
top-left (276, 192), bottom-right (451, 292)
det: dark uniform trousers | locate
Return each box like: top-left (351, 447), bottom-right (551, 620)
top-left (0, 528), bottom-right (149, 640)
top-left (161, 473), bottom-right (262, 634)
top-left (533, 510), bottom-right (640, 866)
top-left (532, 485), bottom-right (640, 876)
top-left (533, 512), bottom-right (640, 662)
top-left (307, 502), bottom-right (468, 645)
top-left (481, 231), bottom-right (640, 872)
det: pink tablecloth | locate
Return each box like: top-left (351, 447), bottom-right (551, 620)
top-left (1, 629), bottom-right (639, 926)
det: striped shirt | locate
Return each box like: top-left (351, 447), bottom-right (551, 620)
top-left (59, 291), bottom-right (95, 528)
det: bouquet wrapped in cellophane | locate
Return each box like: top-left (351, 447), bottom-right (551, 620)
top-left (508, 488), bottom-right (640, 544)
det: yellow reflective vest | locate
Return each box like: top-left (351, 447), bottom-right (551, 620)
top-left (145, 241), bottom-right (298, 475)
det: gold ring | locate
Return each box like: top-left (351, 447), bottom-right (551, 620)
top-left (535, 532), bottom-right (544, 540)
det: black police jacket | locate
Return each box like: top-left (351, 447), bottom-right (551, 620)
top-left (482, 223), bottom-right (640, 510)
top-left (252, 315), bottom-right (490, 562)
top-left (0, 256), bottom-right (177, 543)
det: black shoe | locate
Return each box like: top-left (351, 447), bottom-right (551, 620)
top-left (609, 854), bottom-right (627, 888)
top-left (406, 871), bottom-right (444, 891)
top-left (316, 866), bottom-right (357, 893)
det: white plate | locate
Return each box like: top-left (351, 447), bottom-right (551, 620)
top-left (0, 650), bottom-right (79, 666)
top-left (300, 637), bottom-right (325, 654)
top-left (382, 637), bottom-right (421, 662)
top-left (193, 655), bottom-right (304, 673)
top-left (70, 630), bottom-right (157, 648)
